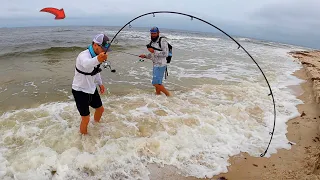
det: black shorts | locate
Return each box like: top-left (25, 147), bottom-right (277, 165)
top-left (72, 88), bottom-right (103, 116)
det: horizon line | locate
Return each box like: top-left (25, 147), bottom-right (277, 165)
top-left (0, 24), bottom-right (317, 50)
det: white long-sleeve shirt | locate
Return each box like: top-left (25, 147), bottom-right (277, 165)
top-left (146, 36), bottom-right (169, 67)
top-left (72, 49), bottom-right (103, 94)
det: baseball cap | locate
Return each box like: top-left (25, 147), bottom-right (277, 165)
top-left (150, 27), bottom-right (159, 33)
top-left (93, 33), bottom-right (111, 52)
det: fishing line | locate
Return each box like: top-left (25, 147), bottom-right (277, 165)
top-left (116, 50), bottom-right (145, 62)
top-left (116, 51), bottom-right (140, 57)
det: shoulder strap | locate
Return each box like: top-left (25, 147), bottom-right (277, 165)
top-left (147, 37), bottom-right (165, 51)
top-left (75, 66), bottom-right (91, 75)
top-left (76, 64), bottom-right (101, 76)
top-left (158, 37), bottom-right (172, 49)
top-left (158, 37), bottom-right (162, 48)
top-left (147, 41), bottom-right (162, 51)
top-left (75, 46), bottom-right (101, 76)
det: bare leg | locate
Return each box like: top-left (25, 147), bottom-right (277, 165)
top-left (154, 84), bottom-right (161, 95)
top-left (80, 115), bottom-right (90, 134)
top-left (158, 85), bottom-right (171, 96)
top-left (94, 106), bottom-right (104, 122)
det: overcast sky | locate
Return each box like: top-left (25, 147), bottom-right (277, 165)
top-left (1, 0), bottom-right (319, 48)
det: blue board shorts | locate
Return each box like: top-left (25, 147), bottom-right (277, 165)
top-left (152, 66), bottom-right (167, 85)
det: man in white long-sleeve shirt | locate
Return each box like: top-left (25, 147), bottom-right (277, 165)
top-left (139, 27), bottom-right (171, 96)
top-left (72, 33), bottom-right (110, 135)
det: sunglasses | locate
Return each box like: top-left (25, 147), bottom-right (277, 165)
top-left (99, 41), bottom-right (110, 49)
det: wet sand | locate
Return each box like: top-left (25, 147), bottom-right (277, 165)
top-left (148, 50), bottom-right (320, 180)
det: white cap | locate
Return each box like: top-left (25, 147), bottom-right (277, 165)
top-left (92, 33), bottom-right (111, 51)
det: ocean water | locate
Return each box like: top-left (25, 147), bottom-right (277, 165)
top-left (0, 26), bottom-right (311, 179)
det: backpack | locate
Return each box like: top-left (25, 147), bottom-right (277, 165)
top-left (147, 37), bottom-right (173, 63)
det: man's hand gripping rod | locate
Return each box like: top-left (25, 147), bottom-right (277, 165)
top-left (102, 43), bottom-right (116, 73)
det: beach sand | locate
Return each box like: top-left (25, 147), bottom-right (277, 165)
top-left (148, 50), bottom-right (320, 180)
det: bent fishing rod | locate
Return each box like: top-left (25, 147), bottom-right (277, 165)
top-left (102, 11), bottom-right (277, 157)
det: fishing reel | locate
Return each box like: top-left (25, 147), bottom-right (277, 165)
top-left (102, 61), bottom-right (116, 73)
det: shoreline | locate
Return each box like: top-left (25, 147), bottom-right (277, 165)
top-left (213, 63), bottom-right (320, 179)
top-left (149, 50), bottom-right (320, 179)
